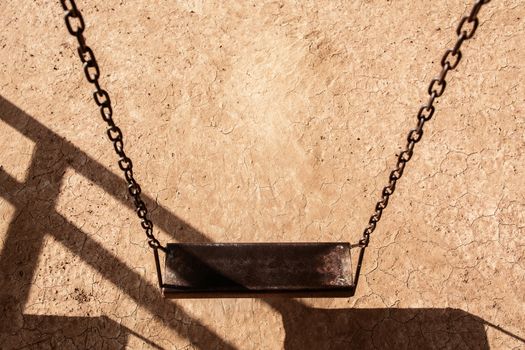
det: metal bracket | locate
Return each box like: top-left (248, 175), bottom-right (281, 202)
top-left (153, 248), bottom-right (164, 289)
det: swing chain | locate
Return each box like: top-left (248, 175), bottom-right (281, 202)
top-left (59, 0), bottom-right (165, 252)
top-left (59, 0), bottom-right (489, 251)
top-left (359, 0), bottom-right (490, 248)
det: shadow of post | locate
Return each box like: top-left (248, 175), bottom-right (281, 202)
top-left (0, 96), bottom-right (235, 350)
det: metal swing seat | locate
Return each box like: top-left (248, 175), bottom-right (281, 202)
top-left (160, 243), bottom-right (357, 298)
top-left (59, 0), bottom-right (489, 298)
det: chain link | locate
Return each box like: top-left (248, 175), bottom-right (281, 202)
top-left (59, 0), bottom-right (165, 252)
top-left (59, 0), bottom-right (489, 251)
top-left (360, 0), bottom-right (490, 247)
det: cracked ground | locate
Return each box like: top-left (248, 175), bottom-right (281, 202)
top-left (1, 1), bottom-right (524, 349)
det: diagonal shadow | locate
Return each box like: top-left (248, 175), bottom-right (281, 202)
top-left (0, 95), bottom-right (205, 244)
top-left (0, 96), bottom-right (234, 350)
top-left (1, 96), bottom-right (524, 349)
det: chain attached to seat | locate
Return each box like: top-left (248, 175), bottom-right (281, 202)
top-left (59, 0), bottom-right (489, 253)
top-left (60, 0), bottom-right (165, 252)
top-left (359, 0), bottom-right (490, 247)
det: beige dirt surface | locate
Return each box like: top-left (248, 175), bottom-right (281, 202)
top-left (1, 1), bottom-right (524, 349)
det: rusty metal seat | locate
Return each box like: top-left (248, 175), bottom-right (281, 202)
top-left (162, 243), bottom-right (355, 298)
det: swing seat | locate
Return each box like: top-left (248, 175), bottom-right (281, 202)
top-left (162, 242), bottom-right (355, 298)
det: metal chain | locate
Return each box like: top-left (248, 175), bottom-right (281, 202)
top-left (59, 0), bottom-right (165, 252)
top-left (360, 0), bottom-right (490, 247)
top-left (59, 0), bottom-right (489, 251)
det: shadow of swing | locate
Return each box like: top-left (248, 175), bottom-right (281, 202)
top-left (269, 300), bottom-right (489, 350)
top-left (272, 299), bottom-right (524, 349)
top-left (1, 95), bottom-right (524, 349)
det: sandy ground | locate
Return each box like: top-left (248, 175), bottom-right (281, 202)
top-left (1, 1), bottom-right (524, 349)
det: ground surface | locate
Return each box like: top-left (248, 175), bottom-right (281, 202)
top-left (1, 1), bottom-right (524, 349)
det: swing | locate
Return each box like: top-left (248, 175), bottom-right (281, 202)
top-left (59, 0), bottom-right (490, 298)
